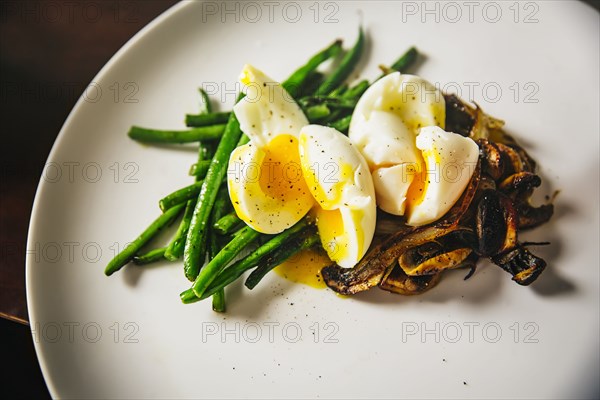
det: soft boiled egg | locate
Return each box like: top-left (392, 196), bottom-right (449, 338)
top-left (349, 72), bottom-right (445, 216)
top-left (349, 72), bottom-right (478, 226)
top-left (228, 64), bottom-right (315, 234)
top-left (298, 125), bottom-right (376, 269)
top-left (405, 126), bottom-right (479, 226)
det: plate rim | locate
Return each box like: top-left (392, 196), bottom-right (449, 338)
top-left (24, 1), bottom-right (193, 396)
top-left (23, 1), bottom-right (599, 398)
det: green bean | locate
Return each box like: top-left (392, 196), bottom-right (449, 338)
top-left (190, 140), bottom-right (217, 185)
top-left (185, 112), bottom-right (230, 127)
top-left (213, 211), bottom-right (243, 235)
top-left (197, 141), bottom-right (216, 180)
top-left (329, 84), bottom-right (348, 97)
top-left (158, 181), bottom-right (204, 212)
top-left (300, 96), bottom-right (357, 110)
top-left (375, 47), bottom-right (419, 82)
top-left (188, 160), bottom-right (212, 178)
top-left (343, 80), bottom-right (369, 99)
top-left (209, 187), bottom-right (231, 312)
top-left (245, 233), bottom-right (320, 290)
top-left (390, 46), bottom-right (418, 73)
top-left (164, 199), bottom-right (196, 261)
top-left (305, 104), bottom-right (331, 121)
top-left (328, 115), bottom-right (352, 133)
top-left (180, 219), bottom-right (308, 303)
top-left (212, 289), bottom-right (226, 312)
top-left (128, 124), bottom-right (225, 144)
top-left (316, 28), bottom-right (365, 96)
top-left (282, 39), bottom-right (343, 98)
top-left (105, 204), bottom-right (185, 276)
top-left (191, 225), bottom-right (261, 297)
top-left (132, 247), bottom-right (167, 265)
top-left (321, 80), bottom-right (370, 124)
top-left (198, 88), bottom-right (212, 114)
top-left (170, 141), bottom-right (216, 260)
top-left (236, 134), bottom-right (250, 147)
top-left (301, 71), bottom-right (325, 96)
top-left (184, 108), bottom-right (244, 281)
top-left (180, 288), bottom-right (200, 304)
top-left (209, 187), bottom-right (232, 255)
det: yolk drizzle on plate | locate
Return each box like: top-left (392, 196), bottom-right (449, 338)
top-left (274, 249), bottom-right (331, 289)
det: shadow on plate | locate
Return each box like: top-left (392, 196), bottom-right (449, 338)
top-left (121, 259), bottom-right (175, 287)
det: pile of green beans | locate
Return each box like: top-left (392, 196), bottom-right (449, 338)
top-left (104, 28), bottom-right (419, 312)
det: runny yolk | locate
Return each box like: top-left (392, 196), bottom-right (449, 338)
top-left (405, 149), bottom-right (436, 214)
top-left (405, 160), bottom-right (427, 212)
top-left (259, 134), bottom-right (311, 203)
top-left (316, 208), bottom-right (348, 263)
top-left (274, 249), bottom-right (331, 289)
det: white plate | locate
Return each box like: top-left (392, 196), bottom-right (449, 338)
top-left (27, 1), bottom-right (599, 398)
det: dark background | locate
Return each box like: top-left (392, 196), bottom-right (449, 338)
top-left (1, 0), bottom-right (598, 397)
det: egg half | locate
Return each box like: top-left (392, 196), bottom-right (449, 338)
top-left (228, 64), bottom-right (314, 234)
top-left (349, 72), bottom-right (478, 226)
top-left (405, 126), bottom-right (479, 226)
top-left (299, 125), bottom-right (376, 269)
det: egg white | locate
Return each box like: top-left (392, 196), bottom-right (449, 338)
top-left (234, 64), bottom-right (308, 147)
top-left (299, 125), bottom-right (377, 268)
top-left (349, 72), bottom-right (446, 218)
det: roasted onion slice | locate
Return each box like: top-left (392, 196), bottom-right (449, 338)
top-left (398, 229), bottom-right (475, 276)
top-left (379, 266), bottom-right (441, 295)
top-left (492, 245), bottom-right (547, 286)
